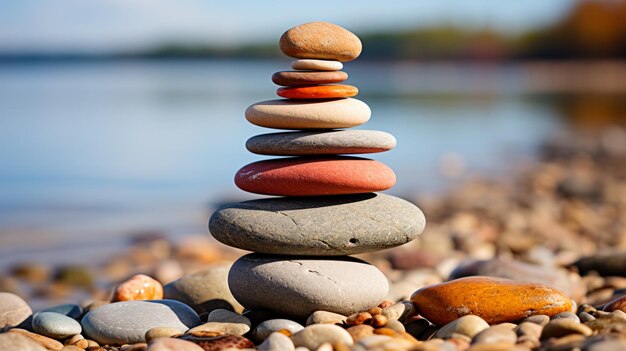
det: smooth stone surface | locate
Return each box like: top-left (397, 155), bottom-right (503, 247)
top-left (187, 321), bottom-right (250, 336)
top-left (210, 193), bottom-right (425, 256)
top-left (7, 329), bottom-right (63, 350)
top-left (0, 332), bottom-right (47, 351)
top-left (306, 311), bottom-right (347, 326)
top-left (280, 22), bottom-right (362, 62)
top-left (0, 292), bottom-right (32, 329)
top-left (291, 59), bottom-right (343, 71)
top-left (434, 315), bottom-right (489, 339)
top-left (253, 319), bottom-right (304, 342)
top-left (228, 254), bottom-right (389, 319)
top-left (147, 337), bottom-right (204, 351)
top-left (541, 319), bottom-right (592, 339)
top-left (277, 85), bottom-right (358, 99)
top-left (411, 276), bottom-right (574, 325)
top-left (573, 251), bottom-right (626, 276)
top-left (246, 130), bottom-right (396, 156)
top-left (603, 294), bottom-right (626, 312)
top-left (112, 274), bottom-right (163, 302)
top-left (245, 98), bottom-right (370, 130)
top-left (272, 71), bottom-right (348, 86)
top-left (163, 262), bottom-right (243, 314)
top-left (145, 327), bottom-right (182, 343)
top-left (207, 309), bottom-right (251, 327)
top-left (234, 157), bottom-right (396, 196)
top-left (291, 324), bottom-right (354, 349)
top-left (32, 312), bottom-right (82, 339)
top-left (81, 300), bottom-right (201, 345)
top-left (382, 301), bottom-right (416, 322)
top-left (258, 332), bottom-right (295, 351)
top-left (450, 258), bottom-right (585, 302)
top-left (472, 325), bottom-right (517, 345)
top-left (40, 304), bottom-right (82, 320)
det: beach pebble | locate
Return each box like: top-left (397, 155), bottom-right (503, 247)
top-left (176, 333), bottom-right (253, 350)
top-left (253, 319), bottom-right (304, 342)
top-left (306, 311), bottom-right (347, 326)
top-left (551, 311), bottom-right (580, 322)
top-left (291, 59), bottom-right (342, 71)
top-left (271, 71), bottom-right (348, 86)
top-left (385, 319), bottom-right (406, 333)
top-left (145, 327), bottom-right (181, 343)
top-left (347, 325), bottom-right (374, 341)
top-left (234, 157), bottom-right (396, 196)
top-left (381, 301), bottom-right (416, 322)
top-left (207, 309), bottom-right (251, 327)
top-left (258, 332), bottom-right (295, 351)
top-left (523, 314), bottom-right (550, 326)
top-left (32, 312), bottom-right (82, 339)
top-left (112, 274), bottom-right (163, 302)
top-left (573, 251), bottom-right (626, 276)
top-left (472, 324), bottom-right (517, 345)
top-left (246, 130), bottom-right (396, 156)
top-left (7, 328), bottom-right (64, 350)
top-left (210, 193), bottom-right (425, 256)
top-left (434, 315), bottom-right (489, 339)
top-left (0, 332), bottom-right (47, 351)
top-left (146, 337), bottom-right (204, 351)
top-left (81, 300), bottom-right (201, 345)
top-left (515, 322), bottom-right (543, 340)
top-left (228, 254), bottom-right (388, 319)
top-left (411, 276), bottom-right (573, 325)
top-left (291, 324), bottom-right (353, 349)
top-left (603, 294), bottom-right (626, 312)
top-left (245, 98), bottom-right (370, 130)
top-left (277, 84), bottom-right (358, 99)
top-left (187, 321), bottom-right (250, 336)
top-left (280, 22), bottom-right (362, 62)
top-left (163, 262), bottom-right (243, 314)
top-left (0, 292), bottom-right (32, 329)
top-left (40, 304), bottom-right (83, 320)
top-left (540, 319), bottom-right (592, 339)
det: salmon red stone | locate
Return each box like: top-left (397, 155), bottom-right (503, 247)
top-left (277, 85), bottom-right (358, 99)
top-left (234, 157), bottom-right (396, 196)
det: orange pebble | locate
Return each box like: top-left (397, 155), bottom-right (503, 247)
top-left (111, 274), bottom-right (163, 302)
top-left (277, 84), bottom-right (358, 99)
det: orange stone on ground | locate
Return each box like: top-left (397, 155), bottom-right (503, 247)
top-left (234, 156), bottom-right (396, 196)
top-left (277, 85), bottom-right (358, 99)
top-left (410, 276), bottom-right (573, 325)
top-left (112, 274), bottom-right (163, 302)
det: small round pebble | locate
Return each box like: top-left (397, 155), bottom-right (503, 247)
top-left (472, 324), bottom-right (517, 345)
top-left (187, 321), bottom-right (250, 336)
top-left (32, 312), bottom-right (82, 339)
top-left (523, 314), bottom-right (550, 326)
top-left (146, 337), bottom-right (204, 351)
top-left (280, 22), bottom-right (362, 62)
top-left (540, 318), bottom-right (593, 339)
top-left (253, 319), bottom-right (304, 343)
top-left (258, 332), bottom-right (295, 351)
top-left (306, 311), bottom-right (347, 326)
top-left (112, 274), bottom-right (163, 302)
top-left (145, 327), bottom-right (181, 343)
top-left (291, 59), bottom-right (343, 71)
top-left (435, 315), bottom-right (490, 339)
top-left (291, 324), bottom-right (353, 349)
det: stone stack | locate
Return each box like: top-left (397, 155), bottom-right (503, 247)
top-left (209, 22), bottom-right (426, 320)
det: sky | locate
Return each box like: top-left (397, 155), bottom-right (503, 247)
top-left (0, 0), bottom-right (575, 53)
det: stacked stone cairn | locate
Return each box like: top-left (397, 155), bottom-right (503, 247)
top-left (209, 22), bottom-right (426, 320)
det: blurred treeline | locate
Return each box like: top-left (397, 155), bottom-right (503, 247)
top-left (148, 0), bottom-right (626, 61)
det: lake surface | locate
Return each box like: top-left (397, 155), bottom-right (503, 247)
top-left (0, 59), bottom-right (569, 264)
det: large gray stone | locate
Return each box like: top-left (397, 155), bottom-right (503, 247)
top-left (163, 262), bottom-right (243, 314)
top-left (0, 292), bottom-right (32, 329)
top-left (81, 300), bottom-right (200, 345)
top-left (32, 311), bottom-right (81, 339)
top-left (209, 193), bottom-right (425, 256)
top-left (246, 130), bottom-right (396, 156)
top-left (229, 254), bottom-right (389, 319)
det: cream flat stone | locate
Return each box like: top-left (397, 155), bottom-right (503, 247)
top-left (291, 59), bottom-right (343, 71)
top-left (245, 98), bottom-right (370, 130)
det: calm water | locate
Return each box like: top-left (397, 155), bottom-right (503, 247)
top-left (0, 60), bottom-right (563, 264)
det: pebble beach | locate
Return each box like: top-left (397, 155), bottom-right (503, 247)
top-left (3, 22), bottom-right (626, 351)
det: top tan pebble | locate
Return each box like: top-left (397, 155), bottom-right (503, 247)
top-left (279, 22), bottom-right (362, 62)
top-left (291, 59), bottom-right (343, 71)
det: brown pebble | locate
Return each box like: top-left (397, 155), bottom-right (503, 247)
top-left (271, 71), bottom-right (348, 87)
top-left (279, 22), bottom-right (362, 62)
top-left (347, 324), bottom-right (374, 341)
top-left (176, 333), bottom-right (253, 350)
top-left (346, 312), bottom-right (372, 326)
top-left (378, 300), bottom-right (393, 309)
top-left (8, 328), bottom-right (64, 351)
top-left (367, 307), bottom-right (382, 316)
top-left (522, 314), bottom-right (550, 326)
top-left (540, 319), bottom-right (592, 339)
top-left (603, 294), bottom-right (626, 312)
top-left (371, 314), bottom-right (387, 328)
top-left (73, 339), bottom-right (89, 349)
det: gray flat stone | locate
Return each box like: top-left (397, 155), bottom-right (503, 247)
top-left (81, 300), bottom-right (200, 345)
top-left (246, 130), bottom-right (396, 156)
top-left (163, 262), bottom-right (243, 314)
top-left (229, 254), bottom-right (389, 319)
top-left (32, 311), bottom-right (81, 339)
top-left (0, 292), bottom-right (32, 329)
top-left (209, 193), bottom-right (425, 256)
